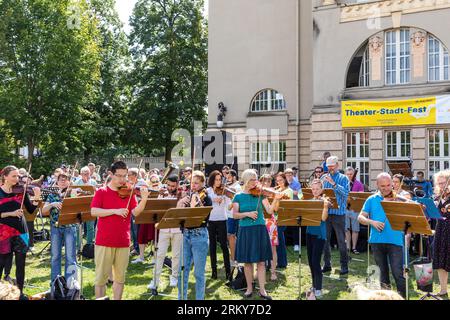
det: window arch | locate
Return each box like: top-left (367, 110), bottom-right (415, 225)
top-left (346, 28), bottom-right (450, 88)
top-left (428, 35), bottom-right (449, 81)
top-left (250, 89), bottom-right (286, 112)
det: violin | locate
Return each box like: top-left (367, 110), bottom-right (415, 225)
top-left (188, 187), bottom-right (208, 207)
top-left (117, 183), bottom-right (158, 199)
top-left (249, 185), bottom-right (290, 200)
top-left (12, 182), bottom-right (39, 196)
top-left (214, 185), bottom-right (236, 199)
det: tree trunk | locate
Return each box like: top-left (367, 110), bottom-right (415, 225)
top-left (164, 144), bottom-right (172, 164)
top-left (27, 139), bottom-right (34, 167)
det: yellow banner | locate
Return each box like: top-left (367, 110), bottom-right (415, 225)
top-left (342, 97), bottom-right (437, 128)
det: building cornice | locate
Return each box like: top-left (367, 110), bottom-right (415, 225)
top-left (340, 0), bottom-right (450, 23)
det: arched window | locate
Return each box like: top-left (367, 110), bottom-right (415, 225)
top-left (250, 89), bottom-right (286, 112)
top-left (346, 28), bottom-right (449, 88)
top-left (428, 35), bottom-right (449, 81)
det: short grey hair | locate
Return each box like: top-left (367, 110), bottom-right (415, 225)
top-left (376, 172), bottom-right (391, 181)
top-left (345, 167), bottom-right (355, 173)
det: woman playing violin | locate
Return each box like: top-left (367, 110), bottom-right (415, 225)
top-left (232, 169), bottom-right (283, 300)
top-left (432, 170), bottom-right (450, 298)
top-left (265, 173), bottom-right (293, 281)
top-left (176, 170), bottom-right (212, 300)
top-left (206, 171), bottom-right (231, 280)
top-left (305, 179), bottom-right (330, 298)
top-left (0, 165), bottom-right (41, 298)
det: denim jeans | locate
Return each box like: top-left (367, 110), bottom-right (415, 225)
top-left (178, 227), bottom-right (209, 300)
top-left (76, 221), bottom-right (95, 251)
top-left (130, 216), bottom-right (139, 253)
top-left (371, 243), bottom-right (406, 298)
top-left (323, 215), bottom-right (349, 270)
top-left (51, 225), bottom-right (78, 284)
top-left (306, 234), bottom-right (326, 290)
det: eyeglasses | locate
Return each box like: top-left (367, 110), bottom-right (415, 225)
top-left (150, 180), bottom-right (158, 184)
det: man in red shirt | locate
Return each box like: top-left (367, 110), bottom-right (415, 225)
top-left (91, 161), bottom-right (149, 300)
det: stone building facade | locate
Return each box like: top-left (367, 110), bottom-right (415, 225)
top-left (208, 0), bottom-right (450, 189)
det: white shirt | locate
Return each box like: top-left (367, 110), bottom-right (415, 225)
top-left (207, 187), bottom-right (230, 221)
top-left (157, 193), bottom-right (181, 234)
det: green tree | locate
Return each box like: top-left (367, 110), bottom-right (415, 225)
top-left (0, 0), bottom-right (101, 171)
top-left (128, 0), bottom-right (208, 162)
top-left (78, 0), bottom-right (133, 165)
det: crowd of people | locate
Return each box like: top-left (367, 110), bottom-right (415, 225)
top-left (0, 153), bottom-right (449, 301)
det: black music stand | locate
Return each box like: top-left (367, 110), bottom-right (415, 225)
top-left (135, 199), bottom-right (178, 298)
top-left (277, 200), bottom-right (323, 300)
top-left (381, 201), bottom-right (432, 300)
top-left (157, 207), bottom-right (212, 300)
top-left (57, 196), bottom-right (95, 297)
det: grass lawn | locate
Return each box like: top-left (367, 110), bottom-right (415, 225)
top-left (15, 236), bottom-right (446, 300)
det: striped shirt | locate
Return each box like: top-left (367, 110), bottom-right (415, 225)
top-left (322, 171), bottom-right (350, 216)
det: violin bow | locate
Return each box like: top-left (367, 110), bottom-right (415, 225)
top-left (62, 161), bottom-right (78, 200)
top-left (126, 159), bottom-right (144, 211)
top-left (19, 163), bottom-right (33, 212)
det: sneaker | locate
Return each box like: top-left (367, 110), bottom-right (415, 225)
top-left (315, 289), bottom-right (322, 297)
top-left (131, 257), bottom-right (144, 264)
top-left (130, 249), bottom-right (139, 256)
top-left (4, 275), bottom-right (15, 285)
top-left (322, 266), bottom-right (332, 273)
top-left (169, 276), bottom-right (178, 287)
top-left (147, 280), bottom-right (158, 290)
top-left (340, 269), bottom-right (349, 276)
top-left (352, 249), bottom-right (360, 255)
top-left (294, 245), bottom-right (299, 252)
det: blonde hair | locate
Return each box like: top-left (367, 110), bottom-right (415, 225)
top-left (433, 170), bottom-right (450, 196)
top-left (242, 169), bottom-right (258, 189)
top-left (192, 170), bottom-right (205, 183)
top-left (0, 281), bottom-right (21, 300)
top-left (310, 179), bottom-right (323, 188)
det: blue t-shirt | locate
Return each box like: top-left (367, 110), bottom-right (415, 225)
top-left (306, 221), bottom-right (327, 240)
top-left (322, 161), bottom-right (329, 173)
top-left (362, 193), bottom-right (404, 246)
top-left (232, 193), bottom-right (266, 227)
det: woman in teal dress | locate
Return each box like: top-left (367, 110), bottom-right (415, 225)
top-left (232, 169), bottom-right (283, 300)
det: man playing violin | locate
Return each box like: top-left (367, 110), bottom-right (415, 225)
top-left (148, 175), bottom-right (183, 290)
top-left (42, 173), bottom-right (78, 286)
top-left (358, 173), bottom-right (406, 298)
top-left (91, 161), bottom-right (149, 300)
